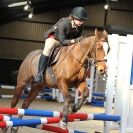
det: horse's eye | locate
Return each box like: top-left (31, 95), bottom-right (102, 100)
top-left (97, 47), bottom-right (102, 50)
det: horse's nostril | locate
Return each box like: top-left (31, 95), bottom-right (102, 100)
top-left (100, 69), bottom-right (104, 73)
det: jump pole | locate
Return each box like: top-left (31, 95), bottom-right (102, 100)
top-left (0, 117), bottom-right (62, 128)
top-left (0, 115), bottom-right (86, 133)
top-left (0, 113), bottom-right (120, 123)
top-left (92, 93), bottom-right (105, 97)
top-left (0, 95), bottom-right (53, 99)
top-left (36, 124), bottom-right (87, 133)
top-left (0, 107), bottom-right (61, 117)
top-left (0, 85), bottom-right (15, 90)
top-left (0, 114), bottom-right (120, 132)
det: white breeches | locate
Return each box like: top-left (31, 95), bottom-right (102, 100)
top-left (42, 38), bottom-right (60, 56)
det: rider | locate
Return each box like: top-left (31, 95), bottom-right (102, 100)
top-left (34, 6), bottom-right (88, 83)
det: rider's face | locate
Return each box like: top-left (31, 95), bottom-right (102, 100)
top-left (73, 19), bottom-right (85, 26)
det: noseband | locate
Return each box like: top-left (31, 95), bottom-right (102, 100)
top-left (88, 39), bottom-right (109, 67)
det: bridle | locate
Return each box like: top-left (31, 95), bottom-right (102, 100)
top-left (87, 38), bottom-right (109, 67)
top-left (70, 36), bottom-right (110, 68)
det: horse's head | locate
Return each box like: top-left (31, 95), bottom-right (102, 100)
top-left (90, 29), bottom-right (109, 75)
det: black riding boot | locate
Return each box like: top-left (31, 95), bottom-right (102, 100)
top-left (34, 54), bottom-right (49, 83)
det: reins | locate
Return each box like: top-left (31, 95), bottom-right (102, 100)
top-left (68, 37), bottom-right (100, 88)
top-left (53, 43), bottom-right (77, 70)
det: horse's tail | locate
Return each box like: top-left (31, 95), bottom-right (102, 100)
top-left (10, 70), bottom-right (18, 85)
top-left (9, 50), bottom-right (42, 85)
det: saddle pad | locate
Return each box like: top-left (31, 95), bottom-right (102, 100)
top-left (47, 46), bottom-right (63, 66)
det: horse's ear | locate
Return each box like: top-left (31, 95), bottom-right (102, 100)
top-left (95, 28), bottom-right (98, 35)
top-left (95, 28), bottom-right (101, 40)
top-left (103, 30), bottom-right (108, 37)
top-left (95, 28), bottom-right (99, 39)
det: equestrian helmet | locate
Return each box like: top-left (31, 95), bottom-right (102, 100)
top-left (70, 7), bottom-right (88, 20)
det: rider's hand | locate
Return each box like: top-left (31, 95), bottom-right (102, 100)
top-left (74, 36), bottom-right (83, 43)
top-left (71, 39), bottom-right (76, 44)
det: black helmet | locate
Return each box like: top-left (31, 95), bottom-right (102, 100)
top-left (70, 7), bottom-right (88, 20)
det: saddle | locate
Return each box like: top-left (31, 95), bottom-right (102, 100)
top-left (47, 45), bottom-right (63, 66)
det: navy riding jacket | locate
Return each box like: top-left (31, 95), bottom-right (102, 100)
top-left (44, 17), bottom-right (82, 45)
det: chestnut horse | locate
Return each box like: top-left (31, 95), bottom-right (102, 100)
top-left (7, 29), bottom-right (108, 132)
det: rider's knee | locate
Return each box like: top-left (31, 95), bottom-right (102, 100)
top-left (43, 38), bottom-right (60, 56)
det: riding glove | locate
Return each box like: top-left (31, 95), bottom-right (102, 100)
top-left (74, 36), bottom-right (83, 43)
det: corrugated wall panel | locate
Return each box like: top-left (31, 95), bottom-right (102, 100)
top-left (0, 39), bottom-right (43, 59)
top-left (59, 8), bottom-right (71, 18)
top-left (0, 21), bottom-right (51, 41)
top-left (0, 4), bottom-right (133, 59)
top-left (111, 2), bottom-right (133, 11)
top-left (85, 4), bottom-right (105, 26)
top-left (23, 11), bottom-right (59, 22)
top-left (107, 10), bottom-right (133, 28)
top-left (0, 10), bottom-right (59, 59)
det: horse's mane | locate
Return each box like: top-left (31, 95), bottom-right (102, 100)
top-left (83, 32), bottom-right (94, 38)
top-left (77, 34), bottom-right (95, 47)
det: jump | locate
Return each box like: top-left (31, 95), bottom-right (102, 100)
top-left (5, 29), bottom-right (108, 133)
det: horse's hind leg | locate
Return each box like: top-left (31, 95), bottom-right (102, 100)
top-left (71, 82), bottom-right (89, 113)
top-left (1, 83), bottom-right (27, 133)
top-left (11, 83), bottom-right (27, 108)
top-left (21, 83), bottom-right (43, 109)
top-left (11, 83), bottom-right (44, 133)
top-left (7, 83), bottom-right (28, 133)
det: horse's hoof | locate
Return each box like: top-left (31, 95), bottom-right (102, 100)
top-left (70, 104), bottom-right (77, 113)
top-left (69, 106), bottom-right (73, 114)
top-left (69, 105), bottom-right (75, 114)
top-left (11, 127), bottom-right (19, 133)
top-left (59, 120), bottom-right (67, 129)
top-left (1, 128), bottom-right (8, 133)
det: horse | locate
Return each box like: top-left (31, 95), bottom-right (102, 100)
top-left (4, 29), bottom-right (108, 133)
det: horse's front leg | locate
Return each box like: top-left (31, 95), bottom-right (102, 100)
top-left (72, 81), bottom-right (89, 113)
top-left (57, 78), bottom-right (71, 129)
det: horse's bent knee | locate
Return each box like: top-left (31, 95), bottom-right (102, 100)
top-left (85, 89), bottom-right (89, 97)
top-left (11, 97), bottom-right (19, 108)
top-left (22, 100), bottom-right (31, 109)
